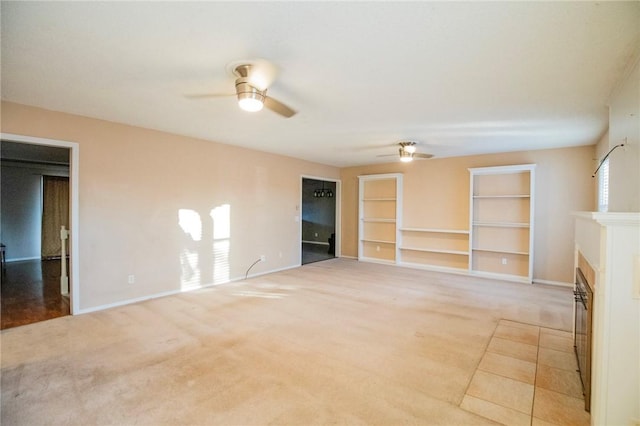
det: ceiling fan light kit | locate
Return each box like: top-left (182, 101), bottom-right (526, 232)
top-left (402, 143), bottom-right (417, 154)
top-left (233, 62), bottom-right (295, 117)
top-left (187, 60), bottom-right (296, 118)
top-left (376, 141), bottom-right (433, 162)
top-left (236, 79), bottom-right (266, 112)
top-left (395, 141), bottom-right (433, 162)
top-left (399, 150), bottom-right (414, 162)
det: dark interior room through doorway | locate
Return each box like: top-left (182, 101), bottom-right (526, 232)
top-left (301, 178), bottom-right (337, 265)
top-left (0, 140), bottom-right (71, 329)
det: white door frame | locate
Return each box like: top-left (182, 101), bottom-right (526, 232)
top-left (1, 133), bottom-right (80, 314)
top-left (300, 175), bottom-right (341, 265)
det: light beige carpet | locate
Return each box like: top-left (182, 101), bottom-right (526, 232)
top-left (1, 259), bottom-right (573, 425)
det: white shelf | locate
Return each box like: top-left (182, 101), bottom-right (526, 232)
top-left (362, 218), bottom-right (396, 223)
top-left (469, 164), bottom-right (535, 282)
top-left (358, 173), bottom-right (403, 264)
top-left (400, 227), bottom-right (469, 234)
top-left (400, 246), bottom-right (469, 256)
top-left (473, 195), bottom-right (530, 199)
top-left (473, 221), bottom-right (530, 228)
top-left (472, 248), bottom-right (529, 256)
top-left (361, 238), bottom-right (395, 244)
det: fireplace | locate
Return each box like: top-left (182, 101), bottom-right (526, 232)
top-left (574, 267), bottom-right (592, 412)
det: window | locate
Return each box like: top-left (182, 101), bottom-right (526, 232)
top-left (598, 158), bottom-right (609, 212)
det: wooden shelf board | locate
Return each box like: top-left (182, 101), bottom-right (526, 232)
top-left (470, 269), bottom-right (532, 283)
top-left (362, 218), bottom-right (396, 223)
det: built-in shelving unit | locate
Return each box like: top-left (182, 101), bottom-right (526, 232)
top-left (399, 228), bottom-right (470, 272)
top-left (469, 164), bottom-right (535, 283)
top-left (357, 165), bottom-right (535, 283)
top-left (358, 173), bottom-right (402, 264)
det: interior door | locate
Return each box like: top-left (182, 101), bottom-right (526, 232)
top-left (41, 175), bottom-right (69, 259)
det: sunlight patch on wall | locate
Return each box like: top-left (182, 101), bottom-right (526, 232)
top-left (179, 208), bottom-right (202, 290)
top-left (211, 204), bottom-right (230, 283)
top-left (178, 205), bottom-right (231, 291)
top-left (178, 209), bottom-right (202, 242)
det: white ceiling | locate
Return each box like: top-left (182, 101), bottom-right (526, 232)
top-left (2, 2), bottom-right (639, 167)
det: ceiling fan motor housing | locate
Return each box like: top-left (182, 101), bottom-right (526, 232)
top-left (235, 77), bottom-right (266, 104)
top-left (235, 77), bottom-right (267, 113)
top-left (399, 141), bottom-right (417, 153)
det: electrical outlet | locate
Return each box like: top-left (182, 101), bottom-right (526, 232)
top-left (260, 255), bottom-right (266, 262)
top-left (376, 245), bottom-right (380, 252)
top-left (314, 233), bottom-right (318, 237)
top-left (501, 258), bottom-right (507, 265)
top-left (128, 274), bottom-right (135, 284)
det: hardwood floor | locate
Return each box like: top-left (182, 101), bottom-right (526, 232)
top-left (0, 259), bottom-right (70, 330)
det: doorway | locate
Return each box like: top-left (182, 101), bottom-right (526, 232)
top-left (301, 177), bottom-right (338, 265)
top-left (0, 134), bottom-right (79, 327)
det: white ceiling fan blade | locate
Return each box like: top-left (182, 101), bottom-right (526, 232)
top-left (248, 59), bottom-right (278, 91)
top-left (264, 96), bottom-right (296, 118)
top-left (413, 153), bottom-right (434, 159)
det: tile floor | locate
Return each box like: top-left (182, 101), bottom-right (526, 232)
top-left (461, 319), bottom-right (591, 426)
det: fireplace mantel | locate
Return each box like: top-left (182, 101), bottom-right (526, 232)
top-left (573, 212), bottom-right (639, 425)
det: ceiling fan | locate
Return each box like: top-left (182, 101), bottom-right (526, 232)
top-left (378, 142), bottom-right (434, 162)
top-left (186, 59), bottom-right (296, 118)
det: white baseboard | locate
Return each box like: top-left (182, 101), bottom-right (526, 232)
top-left (358, 256), bottom-right (396, 266)
top-left (244, 264), bottom-right (300, 279)
top-left (470, 270), bottom-right (532, 284)
top-left (399, 261), bottom-right (469, 277)
top-left (77, 288), bottom-right (182, 315)
top-left (339, 255), bottom-right (357, 260)
top-left (77, 263), bottom-right (301, 315)
top-left (533, 278), bottom-right (573, 288)
top-left (400, 262), bottom-right (536, 285)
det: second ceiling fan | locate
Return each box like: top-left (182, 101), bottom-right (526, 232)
top-left (378, 142), bottom-right (434, 162)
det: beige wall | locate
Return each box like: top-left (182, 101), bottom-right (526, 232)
top-left (594, 130), bottom-right (609, 208)
top-left (607, 55), bottom-right (640, 212)
top-left (1, 102), bottom-right (339, 310)
top-left (341, 146), bottom-right (596, 283)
